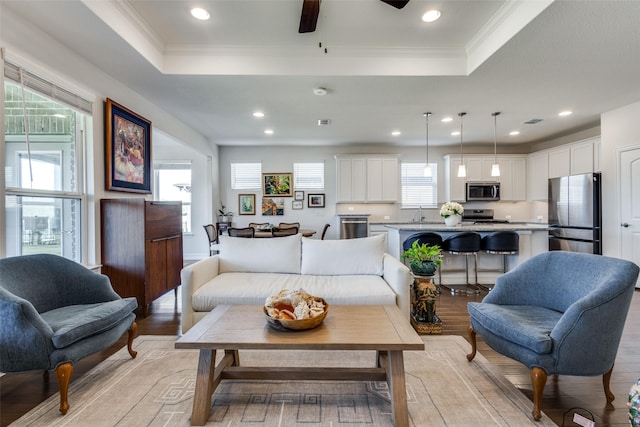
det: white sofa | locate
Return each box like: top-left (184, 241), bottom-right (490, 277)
top-left (180, 234), bottom-right (412, 333)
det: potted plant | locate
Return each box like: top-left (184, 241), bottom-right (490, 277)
top-left (401, 240), bottom-right (443, 276)
top-left (217, 203), bottom-right (233, 223)
top-left (440, 201), bottom-right (464, 227)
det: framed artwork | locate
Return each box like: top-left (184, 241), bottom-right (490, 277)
top-left (262, 197), bottom-right (284, 216)
top-left (308, 193), bottom-right (325, 208)
top-left (292, 200), bottom-right (303, 210)
top-left (262, 173), bottom-right (293, 197)
top-left (294, 190), bottom-right (304, 201)
top-left (105, 98), bottom-right (152, 193)
top-left (238, 194), bottom-right (255, 215)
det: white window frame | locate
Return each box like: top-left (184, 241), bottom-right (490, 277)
top-left (153, 161), bottom-right (192, 233)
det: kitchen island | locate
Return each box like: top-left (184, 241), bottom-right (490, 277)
top-left (386, 223), bottom-right (550, 286)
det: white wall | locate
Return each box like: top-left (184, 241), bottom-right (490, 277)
top-left (600, 101), bottom-right (640, 258)
top-left (1, 5), bottom-right (215, 264)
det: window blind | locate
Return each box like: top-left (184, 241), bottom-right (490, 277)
top-left (231, 163), bottom-right (261, 189)
top-left (293, 162), bottom-right (324, 190)
top-left (401, 162), bottom-right (438, 208)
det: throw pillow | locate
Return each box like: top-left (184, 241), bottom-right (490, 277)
top-left (219, 233), bottom-right (302, 274)
top-left (301, 234), bottom-right (385, 276)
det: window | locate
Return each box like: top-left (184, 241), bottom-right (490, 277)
top-left (154, 162), bottom-right (192, 233)
top-left (401, 163), bottom-right (438, 208)
top-left (231, 163), bottom-right (261, 190)
top-left (3, 63), bottom-right (91, 262)
top-left (293, 163), bottom-right (324, 190)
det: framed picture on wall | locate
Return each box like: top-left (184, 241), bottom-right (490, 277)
top-left (292, 200), bottom-right (303, 210)
top-left (262, 197), bottom-right (284, 215)
top-left (308, 193), bottom-right (325, 208)
top-left (294, 190), bottom-right (304, 201)
top-left (262, 173), bottom-right (293, 197)
top-left (238, 194), bottom-right (255, 215)
top-left (105, 98), bottom-right (152, 193)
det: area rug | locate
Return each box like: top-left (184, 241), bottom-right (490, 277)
top-left (11, 335), bottom-right (555, 426)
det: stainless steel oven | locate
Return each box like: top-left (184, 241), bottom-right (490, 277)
top-left (466, 182), bottom-right (500, 201)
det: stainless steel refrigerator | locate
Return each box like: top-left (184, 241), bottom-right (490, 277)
top-left (548, 172), bottom-right (602, 254)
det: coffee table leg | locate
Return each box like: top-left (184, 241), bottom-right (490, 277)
top-left (191, 349), bottom-right (217, 426)
top-left (386, 350), bottom-right (409, 427)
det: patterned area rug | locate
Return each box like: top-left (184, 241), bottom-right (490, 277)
top-left (11, 335), bottom-right (555, 426)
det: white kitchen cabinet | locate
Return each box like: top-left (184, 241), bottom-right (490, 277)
top-left (571, 138), bottom-right (599, 175)
top-left (367, 157), bottom-right (399, 202)
top-left (443, 155), bottom-right (466, 202)
top-left (498, 156), bottom-right (527, 201)
top-left (527, 151), bottom-right (549, 201)
top-left (548, 147), bottom-right (570, 178)
top-left (466, 157), bottom-right (499, 182)
top-left (335, 155), bottom-right (398, 203)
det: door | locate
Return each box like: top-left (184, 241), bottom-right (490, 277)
top-left (620, 147), bottom-right (640, 287)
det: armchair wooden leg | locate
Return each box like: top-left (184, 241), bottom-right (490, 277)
top-left (127, 321), bottom-right (138, 359)
top-left (530, 367), bottom-right (547, 421)
top-left (55, 362), bottom-right (73, 415)
top-left (466, 324), bottom-right (477, 362)
top-left (603, 366), bottom-right (615, 404)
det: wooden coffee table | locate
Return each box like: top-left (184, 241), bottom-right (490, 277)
top-left (175, 304), bottom-right (424, 426)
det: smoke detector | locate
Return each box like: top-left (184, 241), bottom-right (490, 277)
top-left (313, 87), bottom-right (328, 96)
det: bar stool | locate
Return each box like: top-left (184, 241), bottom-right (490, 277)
top-left (479, 231), bottom-right (519, 291)
top-left (402, 232), bottom-right (443, 285)
top-left (441, 232), bottom-right (481, 295)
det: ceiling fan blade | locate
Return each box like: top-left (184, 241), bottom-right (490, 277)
top-left (299, 0), bottom-right (321, 33)
top-left (380, 0), bottom-right (409, 9)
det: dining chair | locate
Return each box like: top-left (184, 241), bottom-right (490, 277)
top-left (228, 227), bottom-right (255, 238)
top-left (321, 223), bottom-right (331, 240)
top-left (271, 226), bottom-right (299, 237)
top-left (278, 222), bottom-right (300, 229)
top-left (203, 224), bottom-right (219, 255)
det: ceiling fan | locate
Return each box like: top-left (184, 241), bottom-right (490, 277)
top-left (299, 0), bottom-right (410, 33)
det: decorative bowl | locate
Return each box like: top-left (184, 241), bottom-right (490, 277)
top-left (263, 299), bottom-right (329, 331)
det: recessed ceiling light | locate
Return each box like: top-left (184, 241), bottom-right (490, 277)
top-left (391, 130), bottom-right (401, 136)
top-left (509, 131), bottom-right (520, 136)
top-left (252, 111), bottom-right (265, 118)
top-left (190, 7), bottom-right (210, 20)
top-left (422, 10), bottom-right (441, 23)
top-left (264, 129), bottom-right (274, 135)
top-left (558, 110), bottom-right (573, 116)
top-left (451, 131), bottom-right (460, 136)
top-left (313, 87), bottom-right (328, 96)
top-left (441, 117), bottom-right (453, 123)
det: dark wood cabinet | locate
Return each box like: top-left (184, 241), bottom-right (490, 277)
top-left (101, 199), bottom-right (183, 316)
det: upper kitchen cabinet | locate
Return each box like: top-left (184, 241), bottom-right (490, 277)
top-left (548, 147), bottom-right (571, 178)
top-left (335, 155), bottom-right (399, 203)
top-left (527, 151), bottom-right (549, 201)
top-left (444, 154), bottom-right (527, 202)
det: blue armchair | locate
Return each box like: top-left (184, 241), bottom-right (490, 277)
top-left (467, 251), bottom-right (639, 421)
top-left (0, 254), bottom-right (138, 415)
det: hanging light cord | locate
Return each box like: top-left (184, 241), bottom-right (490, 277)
top-left (493, 112), bottom-right (500, 164)
top-left (459, 112), bottom-right (466, 161)
top-left (425, 112), bottom-right (430, 164)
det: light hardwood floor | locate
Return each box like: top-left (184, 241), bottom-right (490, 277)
top-left (2, 287), bottom-right (639, 426)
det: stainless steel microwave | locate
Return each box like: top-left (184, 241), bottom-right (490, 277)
top-left (466, 182), bottom-right (500, 201)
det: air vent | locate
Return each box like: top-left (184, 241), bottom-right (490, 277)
top-left (523, 118), bottom-right (543, 125)
top-left (318, 119), bottom-right (331, 126)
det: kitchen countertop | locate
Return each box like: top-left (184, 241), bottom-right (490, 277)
top-left (384, 222), bottom-right (550, 232)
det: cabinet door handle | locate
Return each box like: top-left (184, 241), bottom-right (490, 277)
top-left (150, 234), bottom-right (181, 243)
top-left (622, 223), bottom-right (630, 228)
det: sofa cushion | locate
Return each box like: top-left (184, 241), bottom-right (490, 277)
top-left (41, 297), bottom-right (138, 349)
top-left (301, 235), bottom-right (384, 276)
top-left (192, 272), bottom-right (396, 312)
top-left (219, 233), bottom-right (302, 274)
top-left (467, 302), bottom-right (561, 354)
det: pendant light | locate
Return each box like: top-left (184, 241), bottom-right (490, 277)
top-left (423, 112), bottom-right (432, 177)
top-left (491, 112), bottom-right (501, 177)
top-left (457, 112), bottom-right (467, 178)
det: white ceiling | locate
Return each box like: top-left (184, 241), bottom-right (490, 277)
top-left (3, 0), bottom-right (640, 149)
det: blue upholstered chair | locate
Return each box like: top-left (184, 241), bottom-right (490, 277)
top-left (467, 251), bottom-right (639, 421)
top-left (0, 254), bottom-right (138, 415)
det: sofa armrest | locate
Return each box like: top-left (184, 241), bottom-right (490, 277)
top-left (180, 256), bottom-right (220, 334)
top-left (382, 254), bottom-right (412, 319)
